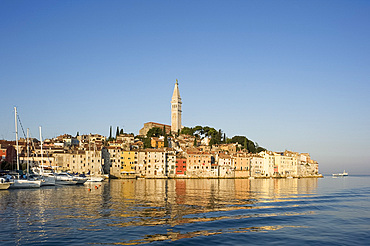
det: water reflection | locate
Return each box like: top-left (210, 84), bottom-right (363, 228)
top-left (0, 178), bottom-right (318, 245)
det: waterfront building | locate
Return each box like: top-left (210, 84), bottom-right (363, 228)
top-left (249, 154), bottom-right (264, 177)
top-left (186, 151), bottom-right (215, 178)
top-left (233, 153), bottom-right (250, 178)
top-left (145, 149), bottom-right (167, 178)
top-left (171, 79), bottom-right (182, 133)
top-left (136, 150), bottom-right (147, 177)
top-left (175, 156), bottom-right (187, 177)
top-left (53, 150), bottom-right (102, 174)
top-left (120, 150), bottom-right (137, 178)
top-left (259, 151), bottom-right (275, 177)
top-left (108, 146), bottom-right (123, 178)
top-left (273, 151), bottom-right (298, 177)
top-left (217, 153), bottom-right (234, 178)
top-left (166, 151), bottom-right (177, 178)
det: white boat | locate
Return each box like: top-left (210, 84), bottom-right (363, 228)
top-left (32, 168), bottom-right (56, 186)
top-left (9, 107), bottom-right (41, 189)
top-left (332, 170), bottom-right (348, 177)
top-left (86, 176), bottom-right (104, 182)
top-left (37, 127), bottom-right (56, 186)
top-left (55, 173), bottom-right (78, 185)
top-left (41, 172), bottom-right (56, 186)
top-left (0, 178), bottom-right (12, 190)
top-left (74, 175), bottom-right (88, 184)
top-left (11, 179), bottom-right (42, 188)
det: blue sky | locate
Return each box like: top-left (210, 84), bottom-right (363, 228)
top-left (1, 0), bottom-right (369, 174)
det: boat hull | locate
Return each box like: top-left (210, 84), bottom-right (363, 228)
top-left (86, 176), bottom-right (105, 182)
top-left (0, 183), bottom-right (11, 190)
top-left (55, 180), bottom-right (77, 185)
top-left (41, 176), bottom-right (56, 186)
top-left (10, 179), bottom-right (42, 188)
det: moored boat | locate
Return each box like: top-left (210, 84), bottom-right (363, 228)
top-left (0, 178), bottom-right (12, 190)
top-left (74, 175), bottom-right (88, 184)
top-left (86, 176), bottom-right (105, 182)
top-left (10, 178), bottom-right (42, 188)
top-left (55, 172), bottom-right (78, 185)
top-left (9, 108), bottom-right (41, 189)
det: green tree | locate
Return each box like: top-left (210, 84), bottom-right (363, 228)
top-left (119, 129), bottom-right (124, 135)
top-left (247, 141), bottom-right (256, 153)
top-left (146, 127), bottom-right (163, 138)
top-left (143, 138), bottom-right (151, 148)
top-left (163, 126), bottom-right (168, 147)
top-left (180, 127), bottom-right (194, 135)
top-left (108, 126), bottom-right (113, 141)
top-left (116, 127), bottom-right (119, 139)
top-left (243, 138), bottom-right (248, 150)
top-left (256, 146), bottom-right (266, 153)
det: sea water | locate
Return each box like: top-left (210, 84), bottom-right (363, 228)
top-left (1, 176), bottom-right (369, 245)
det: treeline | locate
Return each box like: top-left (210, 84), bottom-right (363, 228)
top-left (181, 126), bottom-right (266, 153)
top-left (107, 125), bottom-right (266, 153)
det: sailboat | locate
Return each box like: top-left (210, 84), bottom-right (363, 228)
top-left (36, 126), bottom-right (56, 186)
top-left (10, 107), bottom-right (41, 189)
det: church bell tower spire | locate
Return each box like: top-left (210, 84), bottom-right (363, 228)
top-left (171, 79), bottom-right (182, 133)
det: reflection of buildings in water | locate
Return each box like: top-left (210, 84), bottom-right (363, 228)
top-left (234, 179), bottom-right (251, 201)
top-left (106, 178), bottom-right (318, 229)
top-left (175, 179), bottom-right (186, 205)
top-left (1, 185), bottom-right (108, 243)
top-left (296, 178), bottom-right (318, 194)
top-left (248, 178), bottom-right (318, 199)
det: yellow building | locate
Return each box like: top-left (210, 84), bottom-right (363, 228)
top-left (151, 137), bottom-right (165, 149)
top-left (120, 150), bottom-right (137, 178)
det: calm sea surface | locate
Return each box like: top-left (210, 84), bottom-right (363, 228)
top-left (1, 176), bottom-right (370, 245)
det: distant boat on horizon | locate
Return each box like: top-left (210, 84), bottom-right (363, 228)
top-left (332, 170), bottom-right (348, 177)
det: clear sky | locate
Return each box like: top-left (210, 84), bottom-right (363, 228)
top-left (1, 0), bottom-right (369, 175)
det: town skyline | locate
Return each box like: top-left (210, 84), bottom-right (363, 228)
top-left (1, 1), bottom-right (369, 175)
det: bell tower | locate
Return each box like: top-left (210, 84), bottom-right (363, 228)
top-left (171, 79), bottom-right (182, 133)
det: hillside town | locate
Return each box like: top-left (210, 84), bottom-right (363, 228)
top-left (0, 81), bottom-right (320, 179)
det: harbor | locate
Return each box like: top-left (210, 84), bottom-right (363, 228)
top-left (1, 176), bottom-right (370, 245)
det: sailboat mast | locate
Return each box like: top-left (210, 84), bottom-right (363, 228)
top-left (39, 126), bottom-right (44, 174)
top-left (14, 107), bottom-right (20, 172)
top-left (27, 128), bottom-right (30, 178)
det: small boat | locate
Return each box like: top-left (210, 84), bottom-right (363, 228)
top-left (55, 172), bottom-right (78, 185)
top-left (74, 175), bottom-right (88, 184)
top-left (32, 167), bottom-right (56, 186)
top-left (86, 176), bottom-right (104, 182)
top-left (10, 178), bottom-right (42, 188)
top-left (332, 170), bottom-right (348, 177)
top-left (0, 178), bottom-right (12, 190)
